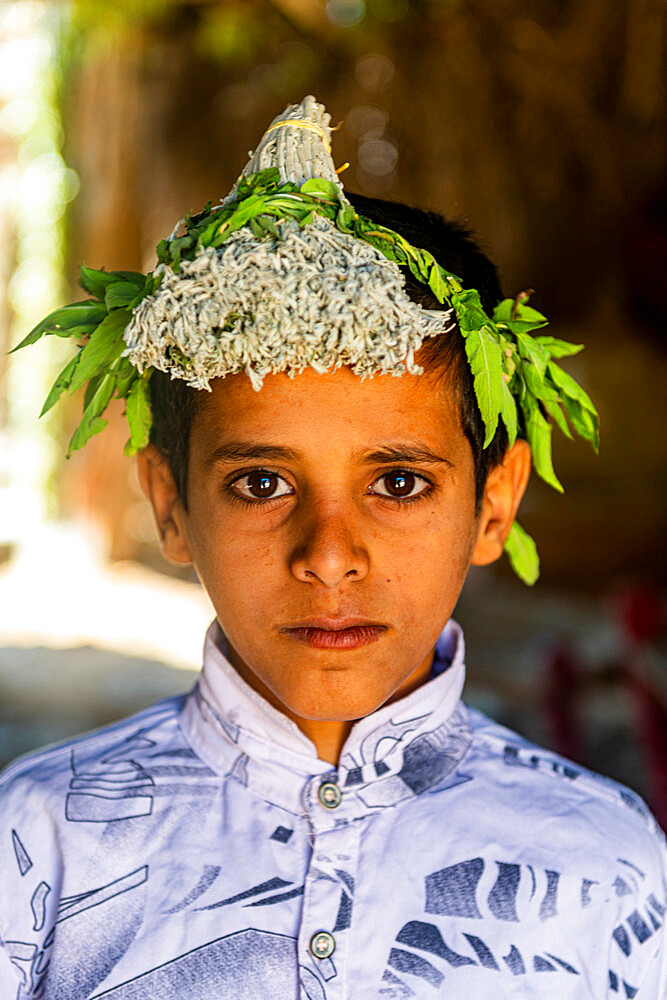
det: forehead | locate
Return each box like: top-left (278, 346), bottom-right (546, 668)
top-left (190, 361), bottom-right (466, 458)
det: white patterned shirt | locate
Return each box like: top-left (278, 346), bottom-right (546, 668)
top-left (0, 620), bottom-right (665, 999)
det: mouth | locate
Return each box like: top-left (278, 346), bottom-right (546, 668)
top-left (277, 618), bottom-right (389, 651)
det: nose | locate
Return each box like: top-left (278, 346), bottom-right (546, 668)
top-left (289, 499), bottom-right (369, 587)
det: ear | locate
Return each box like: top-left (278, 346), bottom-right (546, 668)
top-left (136, 444), bottom-right (193, 566)
top-left (471, 439), bottom-right (532, 567)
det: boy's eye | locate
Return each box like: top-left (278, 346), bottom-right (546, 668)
top-left (230, 470), bottom-right (293, 501)
top-left (370, 470), bottom-right (431, 500)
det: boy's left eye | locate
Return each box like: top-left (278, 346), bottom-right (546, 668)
top-left (369, 471), bottom-right (431, 500)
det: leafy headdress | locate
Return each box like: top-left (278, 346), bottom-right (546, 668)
top-left (13, 95), bottom-right (599, 584)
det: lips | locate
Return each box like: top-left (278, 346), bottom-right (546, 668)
top-left (278, 618), bottom-right (389, 650)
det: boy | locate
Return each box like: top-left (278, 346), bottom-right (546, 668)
top-left (1, 97), bottom-right (664, 999)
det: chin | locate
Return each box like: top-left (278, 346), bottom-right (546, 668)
top-left (283, 691), bottom-right (389, 724)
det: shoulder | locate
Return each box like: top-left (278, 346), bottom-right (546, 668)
top-left (0, 692), bottom-right (190, 808)
top-left (460, 706), bottom-right (666, 993)
top-left (0, 693), bottom-right (193, 952)
top-left (464, 704), bottom-right (667, 877)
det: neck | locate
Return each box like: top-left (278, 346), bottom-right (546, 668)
top-left (293, 718), bottom-right (354, 767)
top-left (225, 650), bottom-right (351, 764)
top-left (226, 645), bottom-right (435, 766)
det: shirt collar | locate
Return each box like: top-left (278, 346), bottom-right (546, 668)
top-left (179, 619), bottom-right (471, 818)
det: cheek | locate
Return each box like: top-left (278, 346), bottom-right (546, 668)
top-left (422, 534), bottom-right (476, 609)
top-left (376, 516), bottom-right (476, 606)
top-left (410, 498), bottom-right (478, 557)
top-left (189, 517), bottom-right (286, 617)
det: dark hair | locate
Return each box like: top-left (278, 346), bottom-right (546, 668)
top-left (149, 194), bottom-right (508, 510)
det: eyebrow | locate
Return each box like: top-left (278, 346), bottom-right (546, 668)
top-left (358, 445), bottom-right (454, 468)
top-left (206, 442), bottom-right (301, 468)
top-left (206, 441), bottom-right (454, 469)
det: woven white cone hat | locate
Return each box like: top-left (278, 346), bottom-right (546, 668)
top-left (123, 96), bottom-right (454, 390)
top-left (232, 95), bottom-right (346, 196)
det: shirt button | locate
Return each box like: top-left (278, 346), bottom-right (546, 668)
top-left (309, 931), bottom-right (336, 960)
top-left (318, 781), bottom-right (342, 809)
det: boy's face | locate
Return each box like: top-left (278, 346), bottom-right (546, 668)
top-left (141, 364), bottom-right (528, 726)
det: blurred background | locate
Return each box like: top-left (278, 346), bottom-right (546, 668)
top-left (0, 0), bottom-right (665, 824)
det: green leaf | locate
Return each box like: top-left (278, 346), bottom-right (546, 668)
top-left (493, 298), bottom-right (549, 329)
top-left (492, 299), bottom-right (515, 323)
top-left (156, 238), bottom-right (171, 265)
top-left (296, 210), bottom-right (316, 228)
top-left (523, 396), bottom-right (563, 492)
top-left (427, 262), bottom-right (449, 304)
top-left (300, 178), bottom-right (341, 202)
top-left (124, 373), bottom-right (152, 455)
top-left (197, 216), bottom-right (224, 249)
top-left (464, 326), bottom-right (504, 446)
top-left (67, 416), bottom-right (108, 456)
top-left (40, 351), bottom-right (83, 416)
top-left (68, 309), bottom-right (130, 394)
top-left (167, 233), bottom-right (196, 271)
top-left (238, 167), bottom-right (281, 195)
top-left (499, 376), bottom-right (518, 447)
top-left (212, 197), bottom-right (272, 245)
top-left (336, 205), bottom-right (356, 233)
top-left (499, 318), bottom-right (551, 337)
top-left (50, 323), bottom-right (97, 340)
top-left (66, 373), bottom-right (116, 456)
top-left (105, 281), bottom-right (144, 310)
top-left (451, 288), bottom-right (489, 335)
top-left (227, 192), bottom-right (264, 223)
top-left (114, 358), bottom-right (140, 399)
top-left (560, 395), bottom-right (600, 451)
top-left (54, 302), bottom-right (108, 327)
top-left (404, 245), bottom-right (431, 280)
top-left (10, 301), bottom-right (107, 352)
top-left (515, 303), bottom-right (548, 326)
top-left (547, 361), bottom-right (597, 413)
top-left (78, 263), bottom-right (117, 299)
top-left (521, 359), bottom-right (561, 403)
top-left (83, 371), bottom-right (105, 411)
top-left (543, 396), bottom-right (573, 440)
top-left (504, 521), bottom-right (540, 585)
top-left (545, 363), bottom-right (599, 449)
top-left (257, 213), bottom-right (281, 238)
top-left (78, 265), bottom-right (143, 299)
top-left (516, 331), bottom-right (549, 379)
top-left (264, 195), bottom-right (307, 217)
top-left (145, 271), bottom-right (163, 296)
top-left (366, 232), bottom-right (404, 265)
top-left (249, 217), bottom-right (266, 240)
top-left (108, 270), bottom-right (146, 286)
top-left (187, 200), bottom-right (212, 227)
top-left (535, 336), bottom-right (584, 359)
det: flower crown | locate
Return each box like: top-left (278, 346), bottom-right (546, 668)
top-left (12, 96), bottom-right (599, 585)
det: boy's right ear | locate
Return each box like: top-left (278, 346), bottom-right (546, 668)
top-left (136, 445), bottom-right (193, 566)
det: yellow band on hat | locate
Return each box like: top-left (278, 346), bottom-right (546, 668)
top-left (265, 118), bottom-right (331, 154)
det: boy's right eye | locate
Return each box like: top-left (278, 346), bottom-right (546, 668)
top-left (229, 470), bottom-right (293, 501)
